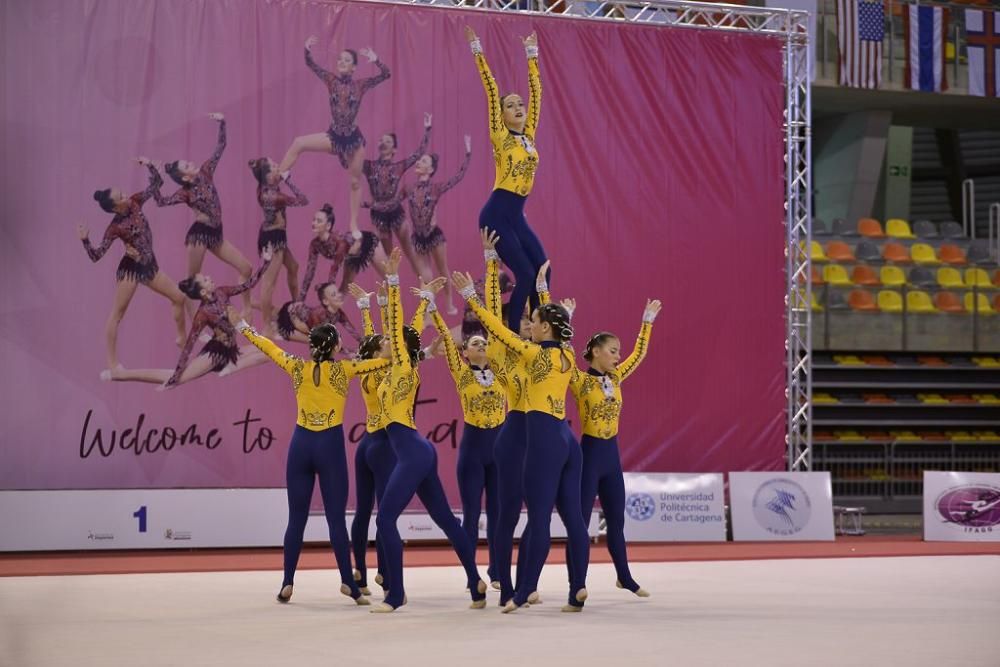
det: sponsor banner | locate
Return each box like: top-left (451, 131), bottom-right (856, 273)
top-left (0, 490), bottom-right (598, 551)
top-left (923, 471), bottom-right (1000, 542)
top-left (730, 472), bottom-right (835, 541)
top-left (622, 473), bottom-right (727, 542)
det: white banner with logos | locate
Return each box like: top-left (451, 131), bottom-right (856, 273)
top-left (622, 473), bottom-right (727, 542)
top-left (0, 489), bottom-right (597, 551)
top-left (923, 471), bottom-right (1000, 542)
top-left (730, 472), bottom-right (835, 541)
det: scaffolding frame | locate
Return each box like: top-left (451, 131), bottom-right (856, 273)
top-left (385, 0), bottom-right (814, 471)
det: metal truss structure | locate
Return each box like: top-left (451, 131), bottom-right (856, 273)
top-left (385, 0), bottom-right (815, 471)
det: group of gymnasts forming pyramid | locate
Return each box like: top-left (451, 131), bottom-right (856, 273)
top-left (82, 26), bottom-right (661, 613)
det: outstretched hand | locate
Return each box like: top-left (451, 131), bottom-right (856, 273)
top-left (523, 32), bottom-right (537, 49)
top-left (644, 299), bottom-right (663, 321)
top-left (560, 298), bottom-right (576, 314)
top-left (77, 223), bottom-right (89, 240)
top-left (209, 112), bottom-right (224, 121)
top-left (452, 271), bottom-right (475, 293)
top-left (377, 281), bottom-right (387, 300)
top-left (347, 282), bottom-right (371, 302)
top-left (464, 134), bottom-right (472, 153)
top-left (464, 26), bottom-right (478, 43)
top-left (136, 156), bottom-right (151, 166)
top-left (305, 36), bottom-right (318, 51)
top-left (359, 47), bottom-right (377, 63)
top-left (424, 112), bottom-right (433, 129)
top-left (385, 247), bottom-right (403, 275)
top-left (536, 259), bottom-right (551, 285)
top-left (481, 227), bottom-right (499, 251)
top-left (411, 276), bottom-right (447, 297)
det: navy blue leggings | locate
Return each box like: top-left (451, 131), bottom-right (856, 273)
top-left (457, 423), bottom-right (501, 582)
top-left (376, 423), bottom-right (485, 608)
top-left (513, 412), bottom-right (590, 608)
top-left (282, 425), bottom-right (360, 597)
top-left (351, 430), bottom-right (395, 589)
top-left (491, 411), bottom-right (531, 603)
top-left (579, 435), bottom-right (639, 591)
top-left (478, 189), bottom-right (548, 331)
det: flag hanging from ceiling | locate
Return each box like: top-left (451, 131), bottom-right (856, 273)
top-left (904, 5), bottom-right (948, 92)
top-left (966, 8), bottom-right (1000, 97)
top-left (838, 0), bottom-right (884, 89)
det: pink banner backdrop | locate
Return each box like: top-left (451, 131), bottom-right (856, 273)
top-left (0, 0), bottom-right (787, 504)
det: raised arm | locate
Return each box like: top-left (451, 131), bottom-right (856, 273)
top-left (467, 28), bottom-right (505, 140)
top-left (524, 33), bottom-right (541, 140)
top-left (342, 357), bottom-right (391, 379)
top-left (535, 259), bottom-right (552, 305)
top-left (453, 271), bottom-right (533, 357)
top-left (152, 179), bottom-right (190, 208)
top-left (222, 256), bottom-right (271, 297)
top-left (437, 141), bottom-right (471, 196)
top-left (359, 49), bottom-right (391, 93)
top-left (618, 300), bottom-right (661, 381)
top-left (482, 228), bottom-right (502, 319)
top-left (203, 115), bottom-right (227, 174)
top-left (348, 284), bottom-right (377, 336)
top-left (386, 275), bottom-right (410, 373)
top-left (431, 310), bottom-right (464, 378)
top-left (236, 319), bottom-right (300, 375)
top-left (135, 161), bottom-right (163, 206)
top-left (402, 116), bottom-right (433, 170)
top-left (304, 37), bottom-right (334, 84)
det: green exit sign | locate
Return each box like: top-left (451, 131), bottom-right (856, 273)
top-left (889, 165), bottom-right (910, 177)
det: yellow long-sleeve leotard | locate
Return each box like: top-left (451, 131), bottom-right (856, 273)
top-left (484, 250), bottom-right (530, 413)
top-left (570, 321), bottom-right (653, 439)
top-left (431, 309), bottom-right (506, 429)
top-left (357, 295), bottom-right (428, 433)
top-left (375, 281), bottom-right (430, 429)
top-left (463, 293), bottom-right (575, 420)
top-left (237, 323), bottom-right (388, 431)
top-left (475, 51), bottom-right (541, 196)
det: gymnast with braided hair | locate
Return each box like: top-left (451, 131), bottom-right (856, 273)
top-left (453, 266), bottom-right (590, 614)
top-left (228, 308), bottom-right (390, 606)
top-left (344, 280), bottom-right (430, 597)
top-left (369, 248), bottom-right (488, 613)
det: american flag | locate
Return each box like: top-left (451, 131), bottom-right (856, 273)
top-left (838, 0), bottom-right (885, 88)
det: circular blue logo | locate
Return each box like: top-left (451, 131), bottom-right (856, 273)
top-left (625, 493), bottom-right (656, 521)
top-left (752, 478), bottom-right (812, 536)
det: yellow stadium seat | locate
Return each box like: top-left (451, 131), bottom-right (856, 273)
top-left (880, 265), bottom-right (906, 287)
top-left (814, 393), bottom-right (839, 404)
top-left (877, 290), bottom-right (903, 313)
top-left (918, 393), bottom-right (949, 404)
top-left (965, 268), bottom-right (994, 289)
top-left (972, 357), bottom-right (1000, 368)
top-left (937, 267), bottom-right (964, 288)
top-left (833, 355), bottom-right (865, 365)
top-left (835, 430), bottom-right (866, 441)
top-left (823, 264), bottom-right (853, 287)
top-left (886, 218), bottom-right (916, 239)
top-left (965, 292), bottom-right (996, 315)
top-left (911, 243), bottom-right (940, 264)
top-left (906, 291), bottom-right (938, 314)
top-left (947, 431), bottom-right (978, 442)
top-left (975, 430), bottom-right (1000, 440)
top-left (802, 240), bottom-right (828, 262)
top-left (973, 394), bottom-right (1000, 405)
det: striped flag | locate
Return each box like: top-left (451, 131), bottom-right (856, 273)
top-left (904, 5), bottom-right (947, 92)
top-left (838, 0), bottom-right (884, 89)
top-left (966, 9), bottom-right (1000, 97)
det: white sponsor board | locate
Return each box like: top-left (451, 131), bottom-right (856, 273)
top-left (923, 471), bottom-right (1000, 542)
top-left (622, 473), bottom-right (726, 542)
top-left (0, 490), bottom-right (597, 551)
top-left (730, 472), bottom-right (835, 541)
